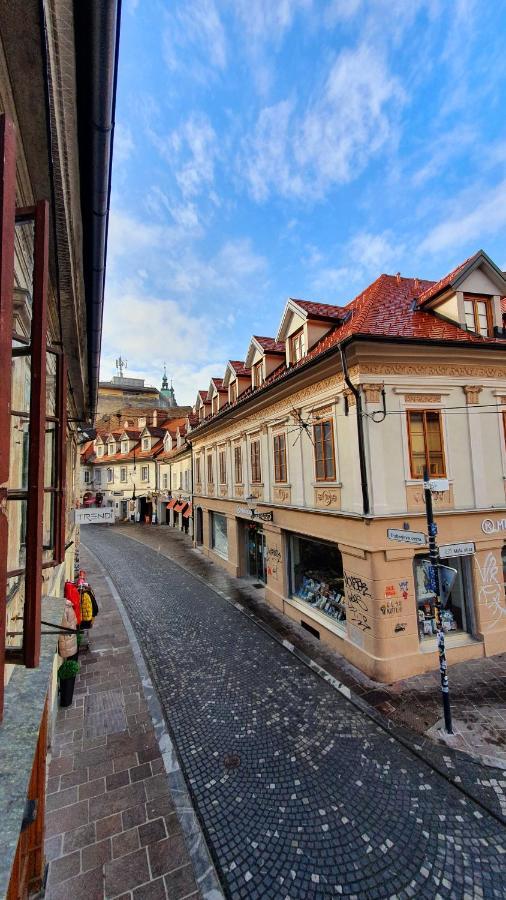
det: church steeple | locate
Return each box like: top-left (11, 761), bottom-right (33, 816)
top-left (160, 365), bottom-right (177, 407)
top-left (161, 364), bottom-right (169, 392)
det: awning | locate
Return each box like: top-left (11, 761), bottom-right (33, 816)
top-left (174, 501), bottom-right (187, 514)
top-left (182, 503), bottom-right (193, 519)
top-left (166, 499), bottom-right (177, 509)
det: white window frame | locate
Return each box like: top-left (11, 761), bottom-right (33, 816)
top-left (142, 438), bottom-right (150, 451)
top-left (95, 469), bottom-right (102, 485)
top-left (120, 467), bottom-right (127, 482)
top-left (141, 465), bottom-right (149, 481)
top-left (107, 468), bottom-right (114, 483)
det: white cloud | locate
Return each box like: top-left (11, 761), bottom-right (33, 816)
top-left (242, 44), bottom-right (404, 201)
top-left (309, 230), bottom-right (401, 298)
top-left (148, 114), bottom-right (218, 203)
top-left (163, 0), bottom-right (227, 79)
top-left (347, 231), bottom-right (401, 272)
top-left (233, 0), bottom-right (312, 40)
top-left (419, 179), bottom-right (506, 254)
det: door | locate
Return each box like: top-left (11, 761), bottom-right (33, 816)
top-left (196, 507), bottom-right (203, 544)
top-left (247, 526), bottom-right (266, 582)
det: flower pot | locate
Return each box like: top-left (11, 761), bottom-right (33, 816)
top-left (59, 676), bottom-right (76, 708)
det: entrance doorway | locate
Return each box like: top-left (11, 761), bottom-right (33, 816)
top-left (196, 507), bottom-right (203, 544)
top-left (246, 524), bottom-right (266, 583)
top-left (139, 497), bottom-right (153, 523)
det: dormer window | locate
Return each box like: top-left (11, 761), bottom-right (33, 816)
top-left (290, 327), bottom-right (305, 363)
top-left (253, 360), bottom-right (263, 388)
top-left (230, 381), bottom-right (237, 403)
top-left (96, 445), bottom-right (103, 458)
top-left (464, 295), bottom-right (493, 337)
top-left (108, 443), bottom-right (115, 456)
top-left (121, 441), bottom-right (128, 454)
top-left (142, 438), bottom-right (150, 451)
top-left (212, 395), bottom-right (219, 414)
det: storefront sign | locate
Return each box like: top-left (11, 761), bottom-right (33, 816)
top-left (481, 517), bottom-right (506, 535)
top-left (387, 528), bottom-right (426, 546)
top-left (439, 542), bottom-right (475, 559)
top-left (73, 507), bottom-right (114, 524)
top-left (235, 506), bottom-right (273, 522)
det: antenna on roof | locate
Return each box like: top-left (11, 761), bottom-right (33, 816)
top-left (115, 356), bottom-right (127, 378)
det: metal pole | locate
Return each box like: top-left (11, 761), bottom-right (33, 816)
top-left (423, 469), bottom-right (453, 734)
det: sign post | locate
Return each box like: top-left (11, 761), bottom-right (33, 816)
top-left (73, 507), bottom-right (115, 525)
top-left (423, 470), bottom-right (453, 734)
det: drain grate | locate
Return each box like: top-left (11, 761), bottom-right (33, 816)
top-left (223, 752), bottom-right (241, 770)
top-left (252, 583), bottom-right (264, 589)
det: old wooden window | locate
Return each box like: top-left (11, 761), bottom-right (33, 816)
top-left (273, 433), bottom-right (287, 482)
top-left (218, 449), bottom-right (226, 484)
top-left (464, 294), bottom-right (493, 337)
top-left (230, 380), bottom-right (237, 403)
top-left (407, 410), bottom-right (445, 478)
top-left (250, 439), bottom-right (262, 483)
top-left (290, 328), bottom-right (305, 363)
top-left (141, 466), bottom-right (149, 481)
top-left (207, 454), bottom-right (214, 484)
top-left (195, 456), bottom-right (201, 484)
top-left (120, 467), bottom-right (127, 482)
top-left (107, 468), bottom-right (114, 483)
top-left (313, 420), bottom-right (336, 481)
top-left (234, 445), bottom-right (242, 484)
top-left (212, 394), bottom-right (219, 414)
top-left (253, 360), bottom-right (263, 388)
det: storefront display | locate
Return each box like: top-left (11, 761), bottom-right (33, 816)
top-left (212, 512), bottom-right (228, 559)
top-left (290, 535), bottom-right (345, 627)
top-left (414, 554), bottom-right (472, 641)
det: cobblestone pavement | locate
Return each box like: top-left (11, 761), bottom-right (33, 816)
top-left (112, 524), bottom-right (506, 767)
top-left (83, 527), bottom-right (506, 900)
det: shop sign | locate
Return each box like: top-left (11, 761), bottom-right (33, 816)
top-left (73, 507), bottom-right (114, 524)
top-left (235, 506), bottom-right (273, 522)
top-left (481, 517), bottom-right (506, 535)
top-left (387, 528), bottom-right (426, 546)
top-left (439, 541), bottom-right (475, 559)
top-left (112, 491), bottom-right (124, 496)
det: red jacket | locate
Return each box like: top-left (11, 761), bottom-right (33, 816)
top-left (64, 581), bottom-right (82, 625)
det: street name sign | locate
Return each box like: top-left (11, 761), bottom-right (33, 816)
top-left (73, 507), bottom-right (114, 525)
top-left (439, 541), bottom-right (475, 559)
top-left (387, 528), bottom-right (426, 546)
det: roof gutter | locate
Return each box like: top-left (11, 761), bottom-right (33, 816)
top-left (73, 0), bottom-right (122, 423)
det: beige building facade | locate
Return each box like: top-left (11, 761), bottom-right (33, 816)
top-left (189, 254), bottom-right (506, 683)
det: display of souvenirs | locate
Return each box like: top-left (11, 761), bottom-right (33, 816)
top-left (294, 571), bottom-right (346, 624)
top-left (418, 602), bottom-right (457, 638)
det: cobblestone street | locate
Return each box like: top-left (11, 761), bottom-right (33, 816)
top-left (83, 526), bottom-right (506, 899)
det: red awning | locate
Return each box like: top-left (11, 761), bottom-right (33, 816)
top-left (166, 499), bottom-right (177, 509)
top-left (182, 503), bottom-right (193, 519)
top-left (174, 501), bottom-right (187, 514)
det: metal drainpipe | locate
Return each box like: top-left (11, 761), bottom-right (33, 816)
top-left (340, 345), bottom-right (370, 516)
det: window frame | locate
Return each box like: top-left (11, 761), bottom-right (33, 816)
top-left (250, 438), bottom-right (262, 483)
top-left (289, 327), bottom-right (305, 364)
top-left (141, 465), bottom-right (149, 482)
top-left (120, 467), bottom-right (127, 483)
top-left (195, 456), bottom-right (201, 484)
top-left (218, 448), bottom-right (227, 484)
top-left (252, 360), bottom-right (263, 388)
top-left (142, 437), bottom-right (150, 451)
top-left (463, 293), bottom-right (493, 337)
top-left (212, 394), bottom-right (218, 414)
top-left (273, 432), bottom-right (287, 483)
top-left (230, 380), bottom-right (237, 403)
top-left (406, 409), bottom-right (446, 479)
top-left (234, 444), bottom-right (242, 484)
top-left (107, 468), bottom-right (114, 483)
top-left (207, 454), bottom-right (214, 484)
top-left (313, 419), bottom-right (336, 482)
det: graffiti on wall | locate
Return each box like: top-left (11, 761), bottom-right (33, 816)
top-left (344, 572), bottom-right (371, 634)
top-left (266, 545), bottom-right (282, 579)
top-left (476, 551), bottom-right (506, 630)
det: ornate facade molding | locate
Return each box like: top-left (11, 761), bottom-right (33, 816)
top-left (362, 384), bottom-right (383, 404)
top-left (361, 362), bottom-right (506, 378)
top-left (463, 385), bottom-right (483, 405)
top-left (404, 393), bottom-right (442, 403)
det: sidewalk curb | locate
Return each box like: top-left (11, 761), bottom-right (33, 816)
top-left (106, 527), bottom-right (506, 826)
top-left (83, 543), bottom-right (225, 900)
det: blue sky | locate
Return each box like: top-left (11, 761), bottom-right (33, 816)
top-left (102, 0), bottom-right (506, 405)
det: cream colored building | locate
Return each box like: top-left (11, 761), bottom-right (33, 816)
top-left (189, 252), bottom-right (506, 682)
top-left (157, 422), bottom-right (193, 531)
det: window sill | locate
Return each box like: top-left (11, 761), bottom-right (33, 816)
top-left (312, 481), bottom-right (342, 488)
top-left (285, 596), bottom-right (347, 638)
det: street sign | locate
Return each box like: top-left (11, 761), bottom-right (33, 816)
top-left (429, 477), bottom-right (449, 493)
top-left (387, 528), bottom-right (426, 546)
top-left (439, 541), bottom-right (475, 559)
top-left (235, 506), bottom-right (273, 522)
top-left (73, 507), bottom-right (114, 525)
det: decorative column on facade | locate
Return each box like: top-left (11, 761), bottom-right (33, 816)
top-left (464, 385), bottom-right (485, 507)
top-left (361, 383), bottom-right (383, 404)
top-left (343, 387), bottom-right (357, 407)
top-left (463, 385), bottom-right (483, 405)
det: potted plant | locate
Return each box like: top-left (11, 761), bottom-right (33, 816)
top-left (58, 659), bottom-right (80, 708)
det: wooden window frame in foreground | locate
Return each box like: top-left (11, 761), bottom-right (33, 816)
top-left (250, 439), bottom-right (262, 483)
top-left (234, 444), bottom-right (242, 484)
top-left (463, 294), bottom-right (493, 337)
top-left (273, 433), bottom-right (287, 483)
top-left (313, 420), bottom-right (336, 482)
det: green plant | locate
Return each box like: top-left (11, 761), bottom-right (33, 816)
top-left (76, 630), bottom-right (83, 646)
top-left (57, 659), bottom-right (80, 680)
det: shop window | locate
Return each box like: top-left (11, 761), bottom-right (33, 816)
top-left (250, 439), bottom-right (262, 483)
top-left (273, 433), bottom-right (287, 483)
top-left (120, 467), bottom-right (127, 482)
top-left (234, 445), bottom-right (243, 484)
top-left (207, 454), bottom-right (214, 484)
top-left (219, 449), bottom-right (227, 484)
top-left (211, 512), bottom-right (228, 559)
top-left (141, 466), bottom-right (148, 481)
top-left (407, 410), bottom-right (445, 478)
top-left (464, 294), bottom-right (493, 337)
top-left (414, 554), bottom-right (472, 640)
top-left (289, 535), bottom-right (345, 628)
top-left (195, 457), bottom-right (201, 484)
top-left (313, 420), bottom-right (336, 481)
top-left (253, 360), bottom-right (263, 388)
top-left (289, 328), bottom-right (305, 364)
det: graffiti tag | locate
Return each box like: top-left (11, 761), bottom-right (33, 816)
top-left (476, 551), bottom-right (506, 630)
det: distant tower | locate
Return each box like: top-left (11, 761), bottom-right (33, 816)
top-left (160, 365), bottom-right (177, 408)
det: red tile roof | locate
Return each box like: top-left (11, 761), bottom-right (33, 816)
top-left (416, 251), bottom-right (481, 305)
top-left (290, 299), bottom-right (346, 320)
top-left (253, 336), bottom-right (285, 353)
top-left (210, 378), bottom-right (227, 392)
top-left (228, 360), bottom-right (250, 376)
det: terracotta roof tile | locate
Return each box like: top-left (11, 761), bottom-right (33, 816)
top-left (416, 251), bottom-right (481, 305)
top-left (228, 360), bottom-right (250, 376)
top-left (290, 299), bottom-right (346, 320)
top-left (253, 336), bottom-right (286, 353)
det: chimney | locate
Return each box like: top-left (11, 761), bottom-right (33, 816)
top-left (152, 410), bottom-right (158, 427)
top-left (414, 277), bottom-right (420, 292)
top-left (396, 272), bottom-right (401, 284)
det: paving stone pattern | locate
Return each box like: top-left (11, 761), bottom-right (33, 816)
top-left (44, 552), bottom-right (200, 900)
top-left (83, 527), bottom-right (506, 900)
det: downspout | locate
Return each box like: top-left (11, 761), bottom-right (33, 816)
top-left (340, 345), bottom-right (370, 516)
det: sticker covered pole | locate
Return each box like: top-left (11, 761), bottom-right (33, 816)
top-left (423, 468), bottom-right (453, 734)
